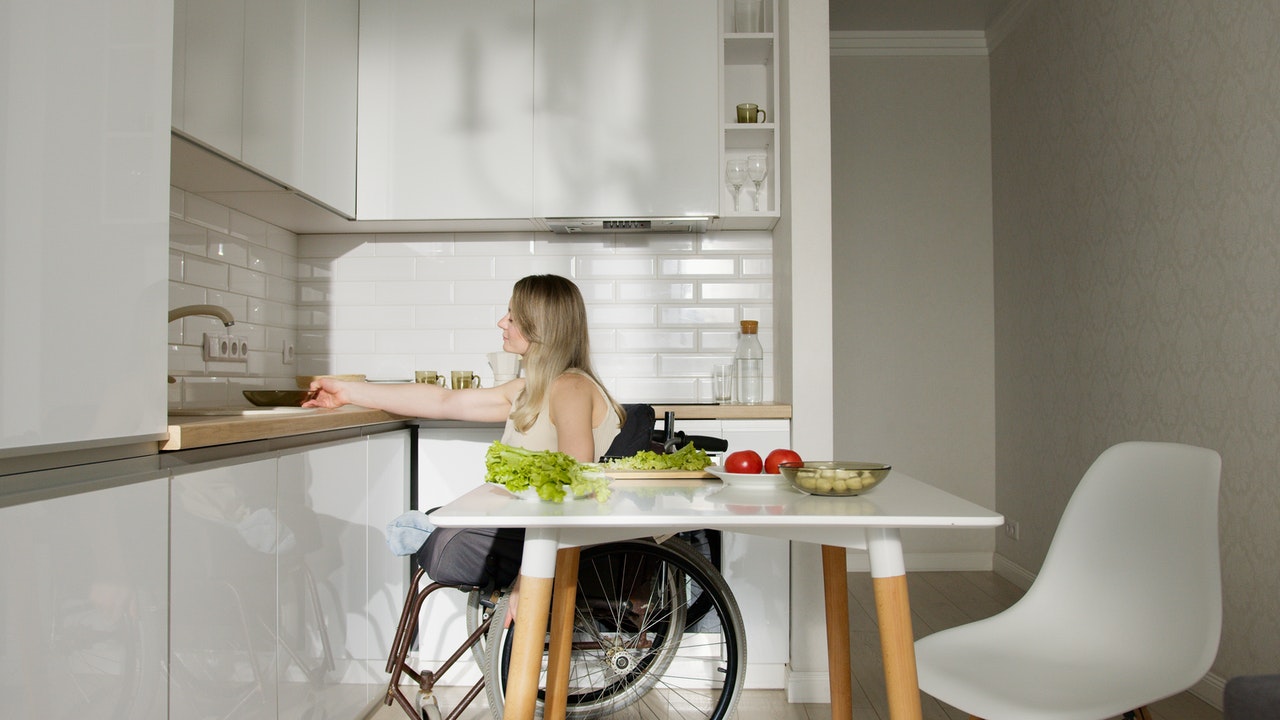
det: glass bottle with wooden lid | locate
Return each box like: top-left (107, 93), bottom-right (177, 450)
top-left (734, 320), bottom-right (763, 404)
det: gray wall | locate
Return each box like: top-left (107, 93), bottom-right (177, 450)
top-left (991, 0), bottom-right (1280, 682)
top-left (830, 54), bottom-right (996, 561)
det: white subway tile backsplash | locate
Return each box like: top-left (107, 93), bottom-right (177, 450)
top-left (182, 253), bottom-right (229, 289)
top-left (494, 255), bottom-right (576, 278)
top-left (589, 305), bottom-right (658, 327)
top-left (299, 233), bottom-right (374, 258)
top-left (617, 282), bottom-right (695, 301)
top-left (339, 256), bottom-right (417, 282)
top-left (375, 328), bottom-right (454, 355)
top-left (172, 192), bottom-right (774, 404)
top-left (337, 305), bottom-right (414, 330)
top-left (208, 231), bottom-right (248, 267)
top-left (741, 257), bottom-right (773, 276)
top-left (616, 329), bottom-right (697, 351)
top-left (170, 219), bottom-right (207, 254)
top-left (414, 255), bottom-right (497, 280)
top-left (228, 210), bottom-right (268, 244)
top-left (373, 280), bottom-right (451, 305)
top-left (248, 243), bottom-right (284, 277)
top-left (169, 189), bottom-right (299, 408)
top-left (658, 257), bottom-right (737, 276)
top-left (700, 282), bottom-right (773, 300)
top-left (228, 266), bottom-right (267, 298)
top-left (414, 304), bottom-right (495, 329)
top-left (575, 256), bottom-right (657, 278)
top-left (170, 186), bottom-right (184, 217)
top-left (659, 305), bottom-right (736, 325)
top-left (183, 194), bottom-right (231, 234)
top-left (265, 224), bottom-right (297, 256)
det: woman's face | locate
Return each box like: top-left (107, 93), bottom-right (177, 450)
top-left (498, 303), bottom-right (531, 355)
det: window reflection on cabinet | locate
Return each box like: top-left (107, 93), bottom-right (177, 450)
top-left (719, 0), bottom-right (779, 229)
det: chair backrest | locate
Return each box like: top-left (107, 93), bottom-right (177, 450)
top-left (1016, 441), bottom-right (1222, 679)
top-left (602, 403), bottom-right (657, 459)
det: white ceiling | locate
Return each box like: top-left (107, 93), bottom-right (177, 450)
top-left (829, 0), bottom-right (1019, 32)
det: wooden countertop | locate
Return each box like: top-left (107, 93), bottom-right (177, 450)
top-left (650, 403), bottom-right (791, 420)
top-left (164, 403), bottom-right (791, 452)
top-left (163, 406), bottom-right (403, 451)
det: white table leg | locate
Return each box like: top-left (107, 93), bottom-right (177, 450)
top-left (866, 528), bottom-right (922, 720)
top-left (503, 530), bottom-right (559, 720)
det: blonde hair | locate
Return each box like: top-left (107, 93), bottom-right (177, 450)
top-left (508, 275), bottom-right (625, 433)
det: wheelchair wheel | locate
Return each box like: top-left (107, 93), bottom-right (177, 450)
top-left (484, 536), bottom-right (745, 720)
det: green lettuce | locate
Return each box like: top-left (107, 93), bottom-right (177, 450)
top-left (602, 442), bottom-right (712, 471)
top-left (483, 442), bottom-right (611, 503)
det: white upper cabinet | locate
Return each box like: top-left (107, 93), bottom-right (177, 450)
top-left (533, 0), bottom-right (719, 219)
top-left (2, 0), bottom-right (171, 455)
top-left (177, 0), bottom-right (246, 156)
top-left (357, 0), bottom-right (534, 220)
top-left (174, 0), bottom-right (357, 216)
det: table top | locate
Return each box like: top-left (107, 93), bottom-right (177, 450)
top-left (428, 474), bottom-right (1002, 535)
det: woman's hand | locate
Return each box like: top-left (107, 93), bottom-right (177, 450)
top-left (301, 378), bottom-right (352, 408)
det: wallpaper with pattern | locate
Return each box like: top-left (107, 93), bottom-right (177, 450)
top-left (991, 0), bottom-right (1280, 678)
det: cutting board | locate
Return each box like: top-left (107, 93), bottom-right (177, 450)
top-left (601, 469), bottom-right (716, 480)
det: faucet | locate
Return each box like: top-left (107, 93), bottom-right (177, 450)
top-left (167, 305), bottom-right (236, 385)
top-left (169, 304), bottom-right (235, 327)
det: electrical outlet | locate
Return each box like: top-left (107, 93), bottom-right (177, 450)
top-left (203, 333), bottom-right (249, 363)
top-left (282, 340), bottom-right (296, 365)
top-left (1003, 520), bottom-right (1020, 541)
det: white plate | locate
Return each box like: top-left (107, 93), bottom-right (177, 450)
top-left (705, 465), bottom-right (787, 490)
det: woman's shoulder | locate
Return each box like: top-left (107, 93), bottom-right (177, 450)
top-left (550, 369), bottom-right (594, 392)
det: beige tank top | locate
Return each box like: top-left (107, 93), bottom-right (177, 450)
top-left (500, 370), bottom-right (620, 459)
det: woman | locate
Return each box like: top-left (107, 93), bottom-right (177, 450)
top-left (303, 273), bottom-right (625, 464)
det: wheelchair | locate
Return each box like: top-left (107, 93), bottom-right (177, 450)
top-left (383, 405), bottom-right (746, 720)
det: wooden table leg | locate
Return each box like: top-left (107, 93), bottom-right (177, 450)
top-left (866, 526), bottom-right (922, 720)
top-left (542, 547), bottom-right (581, 720)
top-left (821, 544), bottom-right (854, 720)
top-left (504, 533), bottom-right (559, 720)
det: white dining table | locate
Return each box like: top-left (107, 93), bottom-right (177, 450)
top-left (427, 473), bottom-right (1003, 720)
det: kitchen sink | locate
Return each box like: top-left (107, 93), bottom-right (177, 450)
top-left (169, 406), bottom-right (320, 417)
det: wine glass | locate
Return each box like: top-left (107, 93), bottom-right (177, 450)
top-left (725, 159), bottom-right (748, 212)
top-left (746, 155), bottom-right (768, 211)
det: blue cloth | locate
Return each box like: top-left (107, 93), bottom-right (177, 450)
top-left (386, 510), bottom-right (436, 555)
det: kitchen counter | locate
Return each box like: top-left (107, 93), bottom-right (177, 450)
top-left (652, 403), bottom-right (791, 420)
top-left (163, 403), bottom-right (792, 452)
top-left (162, 405), bottom-right (405, 451)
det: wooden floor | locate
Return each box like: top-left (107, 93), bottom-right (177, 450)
top-left (370, 570), bottom-right (1223, 720)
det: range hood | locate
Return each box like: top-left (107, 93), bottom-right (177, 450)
top-left (542, 217), bottom-right (711, 234)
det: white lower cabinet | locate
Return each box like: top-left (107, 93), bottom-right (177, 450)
top-left (171, 456), bottom-right (281, 719)
top-left (171, 429), bottom-right (410, 720)
top-left (663, 418), bottom-right (793, 688)
top-left (0, 473), bottom-right (169, 720)
top-left (412, 426), bottom-right (505, 684)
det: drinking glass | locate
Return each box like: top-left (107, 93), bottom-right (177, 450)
top-left (746, 155), bottom-right (768, 211)
top-left (725, 159), bottom-right (748, 212)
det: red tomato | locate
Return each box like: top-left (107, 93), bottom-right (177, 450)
top-left (764, 448), bottom-right (803, 474)
top-left (724, 450), bottom-right (764, 474)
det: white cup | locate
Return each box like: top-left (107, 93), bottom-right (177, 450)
top-left (487, 351), bottom-right (521, 377)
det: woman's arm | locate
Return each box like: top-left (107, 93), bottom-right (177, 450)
top-left (304, 377), bottom-right (523, 423)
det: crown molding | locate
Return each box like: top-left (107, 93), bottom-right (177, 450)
top-left (829, 30), bottom-right (988, 57)
top-left (828, 0), bottom-right (1041, 58)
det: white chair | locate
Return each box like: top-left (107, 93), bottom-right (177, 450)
top-left (914, 441), bottom-right (1222, 720)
